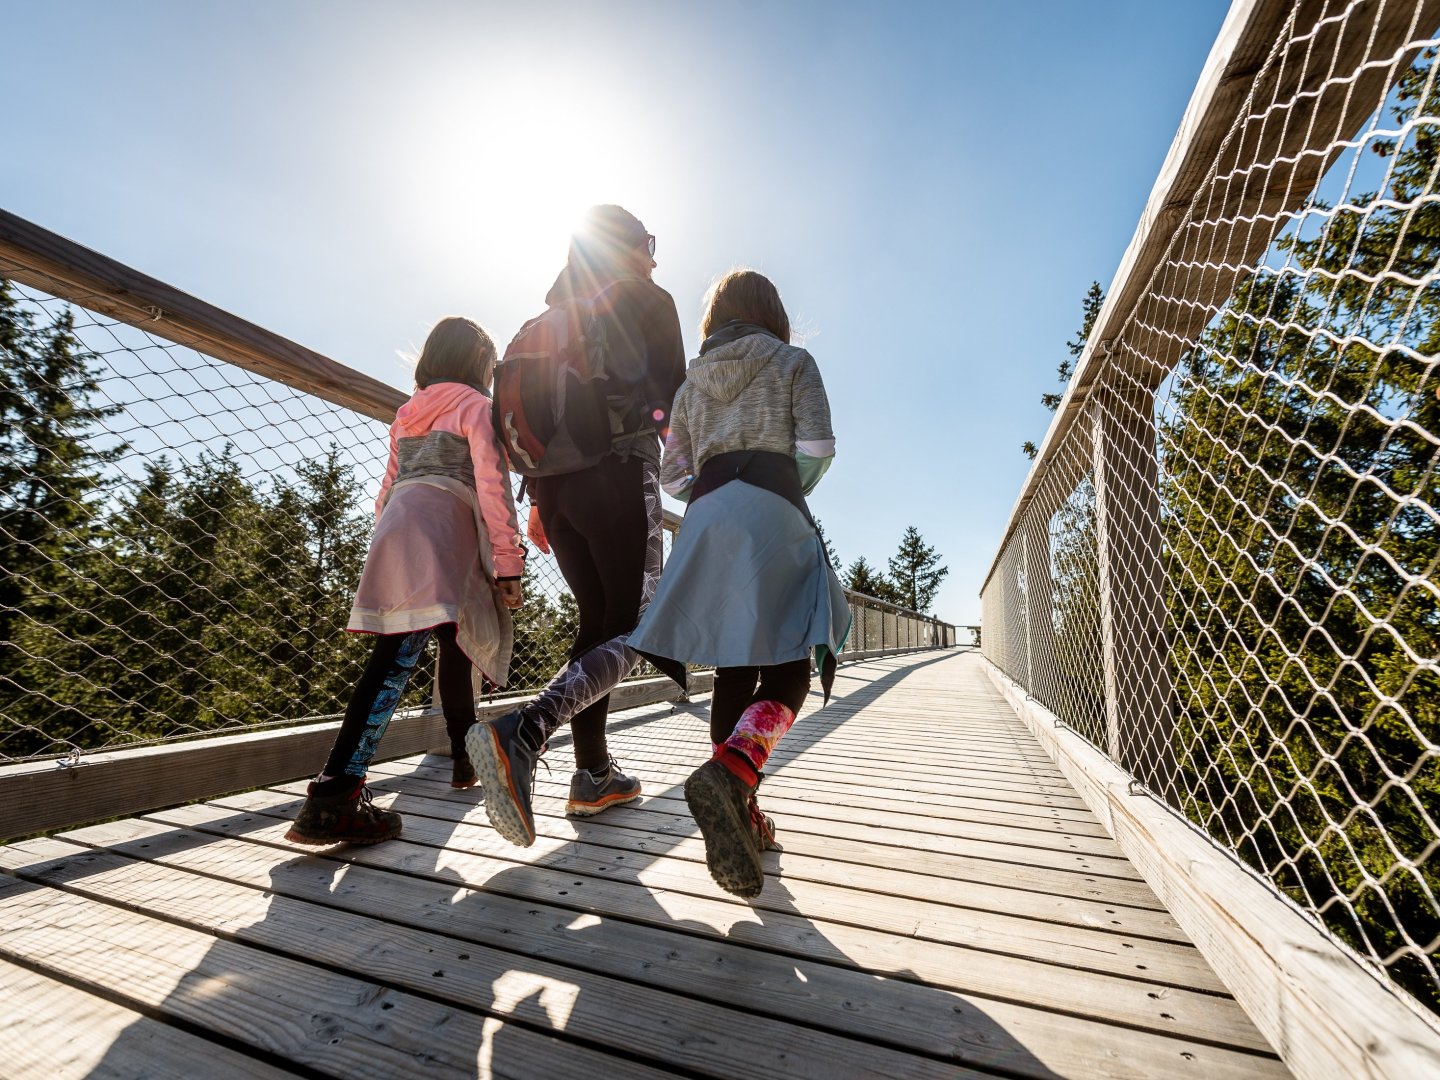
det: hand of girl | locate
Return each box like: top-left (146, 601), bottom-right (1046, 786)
top-left (498, 579), bottom-right (523, 609)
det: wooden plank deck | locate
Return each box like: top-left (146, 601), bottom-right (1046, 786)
top-left (0, 650), bottom-right (1288, 1079)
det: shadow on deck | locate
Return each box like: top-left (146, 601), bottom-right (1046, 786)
top-left (0, 651), bottom-right (1288, 1079)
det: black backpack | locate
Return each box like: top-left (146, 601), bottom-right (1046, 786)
top-left (493, 292), bottom-right (629, 477)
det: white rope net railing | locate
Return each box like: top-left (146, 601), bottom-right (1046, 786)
top-left (984, 0), bottom-right (1440, 1015)
top-left (0, 274), bottom-right (954, 766)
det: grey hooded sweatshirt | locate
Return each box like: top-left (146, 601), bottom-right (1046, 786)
top-left (659, 333), bottom-right (835, 499)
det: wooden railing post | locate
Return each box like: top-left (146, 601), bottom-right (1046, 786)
top-left (1090, 384), bottom-right (1175, 798)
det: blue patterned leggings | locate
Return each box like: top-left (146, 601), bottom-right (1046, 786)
top-left (324, 623), bottom-right (476, 779)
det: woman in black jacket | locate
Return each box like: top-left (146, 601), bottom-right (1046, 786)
top-left (469, 205), bottom-right (686, 846)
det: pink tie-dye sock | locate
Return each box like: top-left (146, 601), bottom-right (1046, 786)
top-left (719, 701), bottom-right (795, 780)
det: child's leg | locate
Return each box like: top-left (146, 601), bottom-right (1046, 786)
top-left (433, 624), bottom-right (476, 756)
top-left (719, 658), bottom-right (811, 776)
top-left (710, 666), bottom-right (761, 749)
top-left (686, 658), bottom-right (810, 897)
top-left (434, 624), bottom-right (480, 789)
top-left (287, 631), bottom-right (427, 846)
top-left (321, 630), bottom-right (431, 781)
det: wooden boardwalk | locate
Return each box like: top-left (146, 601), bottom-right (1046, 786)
top-left (0, 651), bottom-right (1288, 1079)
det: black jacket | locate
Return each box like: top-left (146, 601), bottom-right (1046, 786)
top-left (545, 265), bottom-right (687, 463)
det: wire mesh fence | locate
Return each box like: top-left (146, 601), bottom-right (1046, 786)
top-left (983, 0), bottom-right (1440, 1015)
top-left (0, 273), bottom-right (955, 766)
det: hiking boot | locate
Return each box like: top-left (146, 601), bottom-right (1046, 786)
top-left (466, 710), bottom-right (545, 847)
top-left (750, 792), bottom-right (782, 852)
top-left (566, 758), bottom-right (642, 816)
top-left (451, 753), bottom-right (478, 790)
top-left (685, 757), bottom-right (767, 898)
top-left (283, 777), bottom-right (402, 846)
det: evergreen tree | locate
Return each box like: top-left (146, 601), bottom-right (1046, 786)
top-left (886, 526), bottom-right (949, 613)
top-left (0, 287), bottom-right (125, 757)
top-left (0, 288), bottom-right (121, 648)
top-left (813, 517), bottom-right (841, 571)
top-left (1024, 281), bottom-right (1104, 459)
top-left (265, 448), bottom-right (372, 713)
top-left (843, 554), bottom-right (902, 605)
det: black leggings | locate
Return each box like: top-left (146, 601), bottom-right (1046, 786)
top-left (323, 623), bottom-right (475, 778)
top-left (535, 454), bottom-right (652, 771)
top-left (710, 659), bottom-right (811, 747)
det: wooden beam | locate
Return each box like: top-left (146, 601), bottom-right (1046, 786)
top-left (0, 209), bottom-right (407, 424)
top-left (981, 657), bottom-right (1440, 1080)
top-left (984, 0), bottom-right (1440, 593)
top-left (0, 673), bottom-right (710, 842)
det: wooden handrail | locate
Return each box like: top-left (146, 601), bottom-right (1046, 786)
top-left (0, 209), bottom-right (407, 424)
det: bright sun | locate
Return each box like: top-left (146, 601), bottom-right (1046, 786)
top-left (399, 69), bottom-right (665, 288)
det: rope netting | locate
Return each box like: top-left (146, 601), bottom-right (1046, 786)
top-left (0, 279), bottom-right (613, 761)
top-left (984, 0), bottom-right (1440, 1012)
top-left (0, 277), bottom-right (953, 766)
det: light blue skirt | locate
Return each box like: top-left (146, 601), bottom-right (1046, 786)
top-left (629, 481), bottom-right (851, 669)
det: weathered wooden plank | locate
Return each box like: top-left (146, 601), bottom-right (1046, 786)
top-left (983, 657), bottom-right (1440, 1080)
top-left (44, 814), bottom-right (1280, 1058)
top-left (228, 780), bottom-right (1186, 943)
top-left (146, 795), bottom-right (1227, 993)
top-left (608, 721), bottom-right (1071, 780)
top-left (601, 723), bottom-right (1082, 795)
top-left (573, 746), bottom-right (1099, 820)
top-left (0, 871), bottom-right (678, 1080)
top-left (359, 756), bottom-right (1131, 863)
top-left (370, 757), bottom-right (1169, 910)
top-left (0, 951), bottom-right (295, 1080)
top-left (1, 838), bottom-right (980, 1080)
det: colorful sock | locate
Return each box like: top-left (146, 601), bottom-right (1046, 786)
top-left (720, 701), bottom-right (795, 775)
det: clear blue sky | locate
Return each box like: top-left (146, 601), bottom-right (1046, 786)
top-left (1, 0), bottom-right (1230, 624)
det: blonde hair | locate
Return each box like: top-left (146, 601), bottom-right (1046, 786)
top-left (414, 317), bottom-right (496, 390)
top-left (700, 269), bottom-right (791, 343)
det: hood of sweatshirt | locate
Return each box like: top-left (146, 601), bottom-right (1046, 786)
top-left (394, 382), bottom-right (483, 435)
top-left (685, 333), bottom-right (787, 404)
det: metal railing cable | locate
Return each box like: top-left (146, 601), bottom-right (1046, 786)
top-left (983, 0), bottom-right (1440, 1019)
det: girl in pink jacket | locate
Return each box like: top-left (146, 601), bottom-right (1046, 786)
top-left (286, 317), bottom-right (525, 846)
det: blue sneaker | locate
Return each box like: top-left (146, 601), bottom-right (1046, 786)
top-left (466, 710), bottom-right (545, 847)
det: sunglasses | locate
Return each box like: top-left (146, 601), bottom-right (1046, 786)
top-left (642, 233), bottom-right (657, 257)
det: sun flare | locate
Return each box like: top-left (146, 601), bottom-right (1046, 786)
top-left (400, 70), bottom-right (665, 286)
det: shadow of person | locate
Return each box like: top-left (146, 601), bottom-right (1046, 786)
top-left (417, 657), bottom-right (1067, 1078)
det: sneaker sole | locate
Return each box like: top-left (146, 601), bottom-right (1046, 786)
top-left (685, 762), bottom-right (764, 898)
top-left (566, 790), bottom-right (643, 817)
top-left (282, 824), bottom-right (401, 847)
top-left (466, 722), bottom-right (536, 847)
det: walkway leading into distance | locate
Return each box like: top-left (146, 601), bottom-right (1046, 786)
top-left (0, 650), bottom-right (1287, 1079)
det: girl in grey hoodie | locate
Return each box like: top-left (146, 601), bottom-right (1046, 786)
top-left (628, 269), bottom-right (849, 897)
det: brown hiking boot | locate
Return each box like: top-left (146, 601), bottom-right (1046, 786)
top-left (685, 757), bottom-right (769, 898)
top-left (284, 777), bottom-right (402, 846)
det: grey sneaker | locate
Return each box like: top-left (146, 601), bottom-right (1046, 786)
top-left (566, 758), bottom-right (642, 816)
top-left (685, 758), bottom-right (766, 898)
top-left (451, 753), bottom-right (478, 789)
top-left (466, 710), bottom-right (545, 847)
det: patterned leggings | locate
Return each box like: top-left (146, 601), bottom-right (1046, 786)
top-left (527, 457), bottom-right (663, 769)
top-left (324, 623), bottom-right (475, 779)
